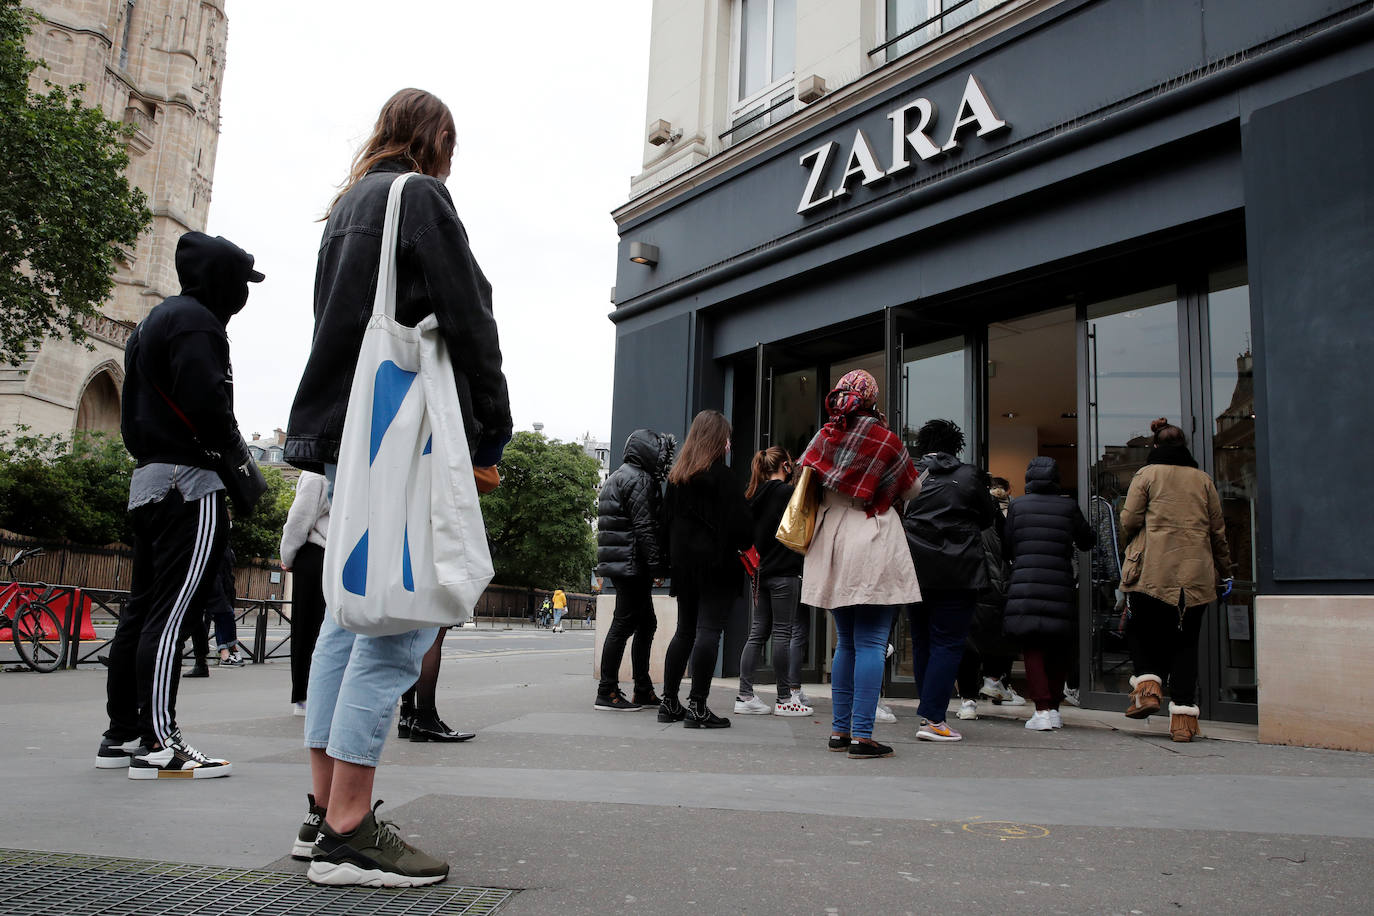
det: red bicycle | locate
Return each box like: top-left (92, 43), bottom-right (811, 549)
top-left (1, 548), bottom-right (68, 672)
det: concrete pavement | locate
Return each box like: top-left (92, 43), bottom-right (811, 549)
top-left (2, 627), bottom-right (1371, 915)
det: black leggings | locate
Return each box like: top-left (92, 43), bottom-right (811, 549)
top-left (663, 578), bottom-right (735, 705)
top-left (1127, 592), bottom-right (1206, 707)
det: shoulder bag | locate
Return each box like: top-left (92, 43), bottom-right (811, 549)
top-left (774, 465), bottom-right (820, 555)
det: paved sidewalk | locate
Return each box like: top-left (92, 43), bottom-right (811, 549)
top-left (2, 628), bottom-right (1371, 915)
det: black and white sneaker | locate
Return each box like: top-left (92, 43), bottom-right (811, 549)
top-left (94, 736), bottom-right (150, 769)
top-left (593, 689), bottom-right (642, 712)
top-left (292, 793), bottom-right (327, 860)
top-left (128, 739), bottom-right (232, 779)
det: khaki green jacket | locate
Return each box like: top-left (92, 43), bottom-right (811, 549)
top-left (1119, 464), bottom-right (1232, 607)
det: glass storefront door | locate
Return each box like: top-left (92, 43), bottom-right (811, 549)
top-left (1083, 287), bottom-right (1183, 699)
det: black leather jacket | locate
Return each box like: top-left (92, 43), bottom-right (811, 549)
top-left (596, 430), bottom-right (672, 579)
top-left (285, 160), bottom-right (512, 472)
top-left (902, 452), bottom-right (997, 591)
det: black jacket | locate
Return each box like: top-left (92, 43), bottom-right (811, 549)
top-left (596, 430), bottom-right (672, 579)
top-left (285, 160), bottom-right (512, 472)
top-left (1002, 457), bottom-right (1095, 643)
top-left (121, 233), bottom-right (257, 471)
top-left (902, 453), bottom-right (997, 591)
top-left (748, 479), bottom-right (803, 579)
top-left (663, 459), bottom-right (752, 594)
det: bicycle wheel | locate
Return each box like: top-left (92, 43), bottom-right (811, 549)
top-left (12, 601), bottom-right (68, 672)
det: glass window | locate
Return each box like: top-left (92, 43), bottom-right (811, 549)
top-left (1208, 269), bottom-right (1257, 705)
top-left (897, 337), bottom-right (966, 459)
top-left (739, 0), bottom-right (768, 100)
top-left (884, 1), bottom-right (1011, 62)
top-left (729, 0), bottom-right (796, 143)
top-left (1085, 287), bottom-right (1181, 696)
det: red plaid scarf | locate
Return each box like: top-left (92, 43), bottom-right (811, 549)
top-left (799, 413), bottom-right (917, 517)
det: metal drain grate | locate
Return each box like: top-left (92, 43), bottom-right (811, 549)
top-left (0, 848), bottom-right (516, 915)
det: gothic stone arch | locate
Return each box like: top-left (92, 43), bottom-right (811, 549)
top-left (74, 362), bottom-right (124, 435)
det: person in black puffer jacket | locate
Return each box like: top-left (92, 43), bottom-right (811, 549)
top-left (1002, 457), bottom-right (1094, 730)
top-left (594, 429), bottom-right (675, 710)
top-left (902, 419), bottom-right (997, 737)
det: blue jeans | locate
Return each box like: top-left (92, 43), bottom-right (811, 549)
top-left (552, 608), bottom-right (566, 627)
top-left (304, 613), bottom-right (437, 766)
top-left (908, 589), bottom-right (977, 723)
top-left (829, 604), bottom-right (898, 740)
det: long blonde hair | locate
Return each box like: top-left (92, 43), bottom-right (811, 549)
top-left (668, 410), bottom-right (732, 486)
top-left (745, 446), bottom-right (791, 499)
top-left (327, 88), bottom-right (456, 216)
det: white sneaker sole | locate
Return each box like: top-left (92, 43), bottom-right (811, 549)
top-left (773, 706), bottom-right (813, 717)
top-left (291, 839), bottom-right (314, 860)
top-left (916, 730), bottom-right (962, 742)
top-left (307, 860), bottom-right (447, 887)
top-left (94, 755), bottom-right (133, 769)
top-left (592, 702), bottom-right (642, 711)
top-left (733, 705), bottom-right (772, 715)
top-left (956, 711), bottom-right (978, 721)
top-left (1025, 722), bottom-right (1054, 731)
top-left (127, 762), bottom-right (233, 779)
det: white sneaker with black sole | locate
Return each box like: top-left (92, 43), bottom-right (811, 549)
top-left (128, 740), bottom-right (232, 779)
top-left (94, 736), bottom-right (150, 769)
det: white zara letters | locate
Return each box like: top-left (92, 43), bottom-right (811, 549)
top-left (797, 74), bottom-right (1009, 214)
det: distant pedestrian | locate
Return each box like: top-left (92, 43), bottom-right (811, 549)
top-left (96, 231), bottom-right (264, 780)
top-left (799, 370), bottom-right (920, 758)
top-left (551, 589), bottom-right (567, 631)
top-left (734, 447), bottom-right (812, 718)
top-left (965, 476), bottom-right (1026, 712)
top-left (661, 410), bottom-right (753, 728)
top-left (206, 545), bottom-right (242, 667)
top-left (902, 419), bottom-right (997, 733)
top-left (283, 88), bottom-right (511, 885)
top-left (280, 470), bottom-right (330, 717)
top-left (1002, 457), bottom-right (1094, 731)
top-left (594, 429), bottom-right (674, 712)
top-left (1120, 418), bottom-right (1232, 742)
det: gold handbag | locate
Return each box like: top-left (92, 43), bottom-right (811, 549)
top-left (775, 465), bottom-right (821, 555)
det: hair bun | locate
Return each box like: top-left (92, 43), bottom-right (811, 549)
top-left (1150, 417), bottom-right (1170, 434)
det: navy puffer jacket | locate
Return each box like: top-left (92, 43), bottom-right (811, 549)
top-left (1002, 457), bottom-right (1095, 643)
top-left (595, 430), bottom-right (672, 579)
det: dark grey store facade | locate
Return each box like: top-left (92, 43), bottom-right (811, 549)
top-left (610, 0), bottom-right (1374, 744)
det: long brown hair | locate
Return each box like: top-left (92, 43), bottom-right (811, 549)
top-left (327, 88), bottom-right (457, 216)
top-left (745, 446), bottom-right (792, 499)
top-left (668, 410), bottom-right (731, 486)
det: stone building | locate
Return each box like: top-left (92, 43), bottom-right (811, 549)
top-left (0, 0), bottom-right (228, 437)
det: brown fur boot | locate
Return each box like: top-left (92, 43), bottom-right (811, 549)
top-left (1125, 674), bottom-right (1163, 719)
top-left (1169, 703), bottom-right (1201, 742)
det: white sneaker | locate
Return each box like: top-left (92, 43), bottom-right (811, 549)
top-left (1062, 686), bottom-right (1081, 707)
top-left (292, 702), bottom-right (306, 717)
top-left (774, 697), bottom-right (813, 717)
top-left (1025, 709), bottom-right (1054, 731)
top-left (1001, 687), bottom-right (1027, 707)
top-left (734, 695), bottom-right (771, 715)
top-left (875, 703), bottom-right (897, 724)
top-left (795, 688), bottom-right (809, 706)
top-left (1048, 709), bottom-right (1063, 729)
top-left (956, 699), bottom-right (978, 720)
top-left (979, 677), bottom-right (1009, 702)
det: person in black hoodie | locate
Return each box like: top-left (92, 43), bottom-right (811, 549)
top-left (594, 429), bottom-right (674, 711)
top-left (1002, 457), bottom-right (1095, 731)
top-left (734, 447), bottom-right (812, 717)
top-left (902, 419), bottom-right (998, 740)
top-left (660, 410), bottom-right (753, 728)
top-left (95, 232), bottom-right (263, 780)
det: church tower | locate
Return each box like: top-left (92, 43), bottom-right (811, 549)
top-left (0, 0), bottom-right (228, 436)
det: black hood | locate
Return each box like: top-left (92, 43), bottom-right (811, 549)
top-left (623, 428), bottom-right (671, 475)
top-left (917, 452), bottom-right (963, 474)
top-left (1025, 456), bottom-right (1061, 494)
top-left (175, 232), bottom-right (264, 324)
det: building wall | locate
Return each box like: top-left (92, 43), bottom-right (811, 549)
top-left (2, 0), bottom-right (227, 435)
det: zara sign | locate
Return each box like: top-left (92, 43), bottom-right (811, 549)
top-left (797, 74), bottom-right (1010, 214)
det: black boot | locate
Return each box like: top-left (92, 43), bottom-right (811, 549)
top-left (684, 699), bottom-right (730, 729)
top-left (657, 695), bottom-right (686, 723)
top-left (408, 710), bottom-right (476, 742)
top-left (184, 661), bottom-right (209, 679)
top-left (397, 704), bottom-right (415, 739)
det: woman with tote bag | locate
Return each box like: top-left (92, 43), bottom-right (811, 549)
top-left (282, 88), bottom-right (511, 887)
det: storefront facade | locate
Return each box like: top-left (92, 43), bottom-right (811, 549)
top-left (610, 0), bottom-right (1374, 749)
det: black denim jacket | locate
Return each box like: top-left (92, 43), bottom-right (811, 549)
top-left (285, 160), bottom-right (512, 472)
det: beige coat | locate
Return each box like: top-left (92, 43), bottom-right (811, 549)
top-left (1119, 463), bottom-right (1232, 607)
top-left (802, 486), bottom-right (922, 609)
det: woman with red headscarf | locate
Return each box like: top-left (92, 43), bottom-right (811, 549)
top-left (799, 370), bottom-right (922, 758)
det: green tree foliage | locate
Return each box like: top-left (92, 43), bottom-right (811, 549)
top-left (227, 466), bottom-right (294, 560)
top-left (0, 1), bottom-right (151, 366)
top-left (480, 431), bottom-right (600, 591)
top-left (0, 428), bottom-right (134, 545)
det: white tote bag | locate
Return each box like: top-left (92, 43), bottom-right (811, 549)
top-left (322, 171), bottom-right (494, 635)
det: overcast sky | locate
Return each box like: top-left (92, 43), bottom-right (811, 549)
top-left (207, 2), bottom-right (651, 447)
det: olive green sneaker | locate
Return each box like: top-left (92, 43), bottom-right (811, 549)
top-left (291, 793), bottom-right (327, 861)
top-left (307, 801), bottom-right (449, 887)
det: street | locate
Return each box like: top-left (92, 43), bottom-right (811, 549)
top-left (1, 627), bottom-right (1371, 915)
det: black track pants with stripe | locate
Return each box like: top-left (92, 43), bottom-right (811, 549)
top-left (104, 491), bottom-right (229, 747)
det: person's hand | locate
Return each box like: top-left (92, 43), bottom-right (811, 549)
top-left (280, 563), bottom-right (291, 572)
